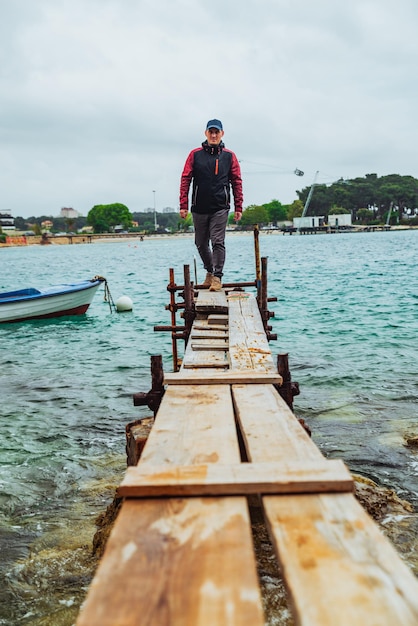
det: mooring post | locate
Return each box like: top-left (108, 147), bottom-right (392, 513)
top-left (182, 264), bottom-right (195, 348)
top-left (261, 256), bottom-right (277, 341)
top-left (168, 268), bottom-right (179, 371)
top-left (261, 256), bottom-right (268, 327)
top-left (133, 354), bottom-right (165, 416)
top-left (276, 353), bottom-right (300, 410)
top-left (253, 224), bottom-right (262, 306)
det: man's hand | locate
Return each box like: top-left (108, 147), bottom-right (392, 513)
top-left (234, 211), bottom-right (242, 222)
top-left (179, 209), bottom-right (188, 219)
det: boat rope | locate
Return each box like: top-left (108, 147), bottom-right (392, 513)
top-left (92, 276), bottom-right (117, 313)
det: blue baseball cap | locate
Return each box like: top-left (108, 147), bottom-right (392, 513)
top-left (206, 119), bottom-right (223, 131)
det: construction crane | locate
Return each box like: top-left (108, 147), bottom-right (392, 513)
top-left (301, 171), bottom-right (319, 218)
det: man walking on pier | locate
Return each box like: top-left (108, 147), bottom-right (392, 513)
top-left (179, 119), bottom-right (243, 291)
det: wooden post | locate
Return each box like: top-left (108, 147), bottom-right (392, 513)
top-left (182, 264), bottom-right (195, 349)
top-left (259, 256), bottom-right (277, 341)
top-left (168, 268), bottom-right (179, 371)
top-left (276, 353), bottom-right (300, 410)
top-left (151, 354), bottom-right (164, 395)
top-left (133, 354), bottom-right (165, 416)
top-left (261, 256), bottom-right (268, 331)
top-left (254, 225), bottom-right (261, 305)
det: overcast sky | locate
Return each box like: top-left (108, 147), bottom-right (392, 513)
top-left (1, 0), bottom-right (418, 219)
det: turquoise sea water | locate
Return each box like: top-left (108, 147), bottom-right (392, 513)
top-left (1, 230), bottom-right (418, 624)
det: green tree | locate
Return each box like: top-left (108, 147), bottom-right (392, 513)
top-left (264, 199), bottom-right (287, 223)
top-left (295, 173), bottom-right (418, 220)
top-left (65, 217), bottom-right (76, 232)
top-left (331, 185), bottom-right (351, 208)
top-left (297, 183), bottom-right (330, 214)
top-left (328, 205), bottom-right (350, 214)
top-left (286, 200), bottom-right (303, 220)
top-left (87, 203), bottom-right (132, 233)
top-left (356, 208), bottom-right (374, 224)
top-left (240, 205), bottom-right (269, 226)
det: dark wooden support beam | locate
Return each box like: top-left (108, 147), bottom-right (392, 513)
top-left (133, 354), bottom-right (165, 415)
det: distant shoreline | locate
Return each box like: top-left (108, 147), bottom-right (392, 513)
top-left (1, 225), bottom-right (416, 248)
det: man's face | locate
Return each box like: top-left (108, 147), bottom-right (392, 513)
top-left (205, 127), bottom-right (224, 146)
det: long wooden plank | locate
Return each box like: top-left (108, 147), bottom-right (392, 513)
top-left (77, 385), bottom-right (264, 626)
top-left (139, 385), bottom-right (240, 464)
top-left (233, 384), bottom-right (323, 462)
top-left (77, 498), bottom-right (263, 626)
top-left (232, 384), bottom-right (418, 625)
top-left (228, 294), bottom-right (276, 372)
top-left (164, 371), bottom-right (282, 385)
top-left (118, 459), bottom-right (353, 497)
top-left (264, 494), bottom-right (418, 625)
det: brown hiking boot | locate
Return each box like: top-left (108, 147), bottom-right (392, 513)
top-left (209, 276), bottom-right (222, 292)
top-left (202, 272), bottom-right (213, 287)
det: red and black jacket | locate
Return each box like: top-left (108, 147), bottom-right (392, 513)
top-left (180, 141), bottom-right (243, 214)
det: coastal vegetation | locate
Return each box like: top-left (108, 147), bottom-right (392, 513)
top-left (296, 173), bottom-right (418, 225)
top-left (10, 173), bottom-right (418, 235)
top-left (86, 203), bottom-right (133, 233)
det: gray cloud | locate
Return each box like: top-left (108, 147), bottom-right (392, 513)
top-left (1, 0), bottom-right (418, 218)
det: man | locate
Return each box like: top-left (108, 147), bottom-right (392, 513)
top-left (179, 119), bottom-right (243, 291)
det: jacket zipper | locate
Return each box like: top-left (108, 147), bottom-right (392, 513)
top-left (215, 158), bottom-right (219, 175)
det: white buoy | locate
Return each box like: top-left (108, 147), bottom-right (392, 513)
top-left (116, 296), bottom-right (133, 312)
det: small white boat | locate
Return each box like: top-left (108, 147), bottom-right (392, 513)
top-left (0, 277), bottom-right (105, 323)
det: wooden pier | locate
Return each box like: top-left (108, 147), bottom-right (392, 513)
top-left (76, 265), bottom-right (418, 625)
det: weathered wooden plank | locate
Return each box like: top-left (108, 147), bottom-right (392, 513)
top-left (191, 331), bottom-right (228, 339)
top-left (182, 317), bottom-right (229, 368)
top-left (207, 314), bottom-right (229, 325)
top-left (141, 385), bottom-right (240, 464)
top-left (164, 371), bottom-right (282, 385)
top-left (182, 334), bottom-right (229, 369)
top-left (233, 384), bottom-right (418, 626)
top-left (263, 494), bottom-right (418, 626)
top-left (183, 361), bottom-right (228, 369)
top-left (118, 459), bottom-right (353, 497)
top-left (232, 384), bottom-right (323, 461)
top-left (226, 291), bottom-right (251, 300)
top-left (184, 348), bottom-right (229, 368)
top-left (193, 323), bottom-right (228, 331)
top-left (76, 498), bottom-right (264, 626)
top-left (228, 294), bottom-right (276, 372)
top-left (76, 385), bottom-right (265, 626)
top-left (195, 290), bottom-right (228, 313)
top-left (191, 342), bottom-right (229, 351)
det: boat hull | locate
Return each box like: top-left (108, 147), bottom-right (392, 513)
top-left (0, 279), bottom-right (104, 323)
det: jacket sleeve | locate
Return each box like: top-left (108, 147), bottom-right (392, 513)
top-left (179, 151), bottom-right (194, 211)
top-left (230, 153), bottom-right (243, 213)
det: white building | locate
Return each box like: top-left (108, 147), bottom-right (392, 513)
top-left (328, 213), bottom-right (352, 227)
top-left (60, 207), bottom-right (79, 219)
top-left (293, 216), bottom-right (325, 229)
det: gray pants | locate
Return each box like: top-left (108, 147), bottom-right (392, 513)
top-left (192, 209), bottom-right (229, 278)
